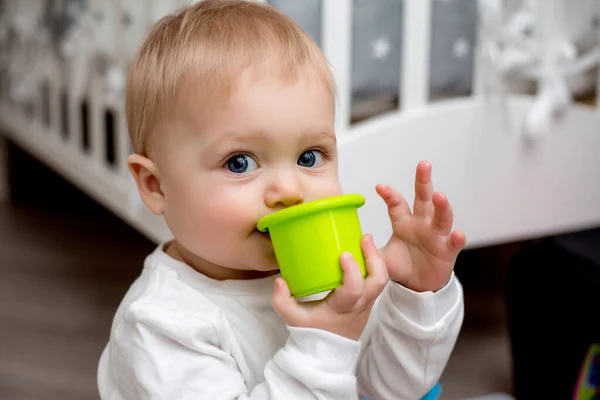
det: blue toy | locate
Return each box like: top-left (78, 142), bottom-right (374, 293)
top-left (421, 383), bottom-right (442, 400)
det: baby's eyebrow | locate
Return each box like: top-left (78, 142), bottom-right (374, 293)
top-left (225, 129), bottom-right (335, 141)
top-left (309, 130), bottom-right (336, 142)
top-left (205, 129), bottom-right (337, 151)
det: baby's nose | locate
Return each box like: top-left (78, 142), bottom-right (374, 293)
top-left (264, 175), bottom-right (304, 209)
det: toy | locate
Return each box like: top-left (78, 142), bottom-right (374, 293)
top-left (362, 383), bottom-right (442, 400)
top-left (257, 194), bottom-right (367, 299)
top-left (573, 344), bottom-right (600, 400)
top-left (421, 383), bottom-right (442, 400)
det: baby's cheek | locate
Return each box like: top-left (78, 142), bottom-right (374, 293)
top-left (316, 176), bottom-right (343, 198)
top-left (172, 210), bottom-right (227, 256)
top-left (187, 197), bottom-right (247, 235)
top-left (163, 194), bottom-right (208, 238)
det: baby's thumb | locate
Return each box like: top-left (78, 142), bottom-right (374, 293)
top-left (271, 277), bottom-right (302, 326)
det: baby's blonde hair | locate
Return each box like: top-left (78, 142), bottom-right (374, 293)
top-left (126, 0), bottom-right (335, 156)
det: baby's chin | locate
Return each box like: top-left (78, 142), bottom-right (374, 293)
top-left (252, 254), bottom-right (280, 273)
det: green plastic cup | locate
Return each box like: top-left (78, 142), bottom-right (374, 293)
top-left (257, 194), bottom-right (367, 298)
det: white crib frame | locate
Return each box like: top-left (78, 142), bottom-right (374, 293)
top-left (1, 0), bottom-right (599, 249)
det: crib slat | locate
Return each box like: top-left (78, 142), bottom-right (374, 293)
top-left (90, 79), bottom-right (105, 167)
top-left (597, 1), bottom-right (600, 113)
top-left (65, 60), bottom-right (86, 153)
top-left (117, 107), bottom-right (132, 178)
top-left (49, 63), bottom-right (61, 137)
top-left (31, 53), bottom-right (44, 127)
top-left (472, 1), bottom-right (489, 98)
top-left (65, 87), bottom-right (77, 150)
top-left (321, 0), bottom-right (352, 135)
top-left (400, 0), bottom-right (432, 111)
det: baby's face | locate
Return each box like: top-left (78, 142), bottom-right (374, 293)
top-left (154, 67), bottom-right (342, 275)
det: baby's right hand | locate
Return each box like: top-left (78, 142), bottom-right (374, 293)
top-left (271, 234), bottom-right (389, 341)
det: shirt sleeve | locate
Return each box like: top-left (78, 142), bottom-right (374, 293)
top-left (105, 300), bottom-right (363, 400)
top-left (356, 273), bottom-right (464, 400)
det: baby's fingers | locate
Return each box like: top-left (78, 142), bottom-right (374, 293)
top-left (361, 234), bottom-right (389, 303)
top-left (376, 184), bottom-right (412, 225)
top-left (446, 230), bottom-right (467, 255)
top-left (272, 278), bottom-right (306, 327)
top-left (431, 192), bottom-right (453, 234)
top-left (327, 252), bottom-right (365, 312)
top-left (414, 161), bottom-right (435, 218)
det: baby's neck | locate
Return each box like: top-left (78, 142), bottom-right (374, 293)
top-left (165, 240), bottom-right (278, 281)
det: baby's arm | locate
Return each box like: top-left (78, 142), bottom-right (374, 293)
top-left (104, 304), bottom-right (360, 399)
top-left (356, 274), bottom-right (464, 400)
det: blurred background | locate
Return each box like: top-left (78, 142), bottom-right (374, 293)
top-left (1, 0), bottom-right (599, 399)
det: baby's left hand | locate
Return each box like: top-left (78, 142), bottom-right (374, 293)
top-left (377, 161), bottom-right (466, 293)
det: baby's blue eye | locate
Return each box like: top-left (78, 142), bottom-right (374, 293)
top-left (226, 154), bottom-right (258, 174)
top-left (297, 150), bottom-right (324, 168)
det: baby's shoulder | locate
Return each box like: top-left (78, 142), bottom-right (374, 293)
top-left (117, 263), bottom-right (226, 340)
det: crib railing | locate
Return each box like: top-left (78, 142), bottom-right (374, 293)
top-left (321, 0), bottom-right (352, 134)
top-left (400, 0), bottom-right (432, 112)
top-left (0, 0), bottom-right (598, 245)
top-left (322, 0), bottom-right (440, 132)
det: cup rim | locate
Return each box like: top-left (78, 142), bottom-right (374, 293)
top-left (256, 193), bottom-right (365, 232)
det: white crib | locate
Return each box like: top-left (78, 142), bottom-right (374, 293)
top-left (0, 0), bottom-right (599, 250)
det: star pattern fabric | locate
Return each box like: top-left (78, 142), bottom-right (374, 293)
top-left (268, 0), bottom-right (478, 103)
top-left (453, 37), bottom-right (471, 59)
top-left (372, 36), bottom-right (391, 61)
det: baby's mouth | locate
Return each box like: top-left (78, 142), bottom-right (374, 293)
top-left (255, 229), bottom-right (271, 239)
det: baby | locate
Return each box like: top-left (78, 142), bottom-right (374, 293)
top-left (97, 1), bottom-right (466, 399)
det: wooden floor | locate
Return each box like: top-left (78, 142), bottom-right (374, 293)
top-left (0, 144), bottom-right (516, 400)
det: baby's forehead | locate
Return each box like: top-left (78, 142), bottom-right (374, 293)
top-left (182, 57), bottom-right (333, 99)
top-left (160, 73), bottom-right (334, 147)
top-left (175, 62), bottom-right (334, 118)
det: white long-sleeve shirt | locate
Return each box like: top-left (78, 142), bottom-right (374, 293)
top-left (97, 244), bottom-right (463, 400)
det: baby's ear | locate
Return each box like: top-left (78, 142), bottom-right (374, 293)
top-left (127, 154), bottom-right (165, 215)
